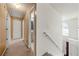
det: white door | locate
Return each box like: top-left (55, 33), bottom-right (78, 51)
top-left (6, 15), bottom-right (9, 48)
top-left (13, 19), bottom-right (21, 39)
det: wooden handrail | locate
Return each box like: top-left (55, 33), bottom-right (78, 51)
top-left (43, 32), bottom-right (62, 52)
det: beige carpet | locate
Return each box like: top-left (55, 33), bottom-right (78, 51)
top-left (4, 39), bottom-right (33, 56)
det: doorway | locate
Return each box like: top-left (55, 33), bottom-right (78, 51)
top-left (13, 19), bottom-right (22, 40)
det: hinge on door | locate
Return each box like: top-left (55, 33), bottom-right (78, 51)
top-left (6, 28), bottom-right (8, 30)
top-left (6, 38), bottom-right (8, 40)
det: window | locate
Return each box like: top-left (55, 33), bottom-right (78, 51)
top-left (62, 22), bottom-right (69, 36)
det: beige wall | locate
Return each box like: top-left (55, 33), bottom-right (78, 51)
top-left (0, 4), bottom-right (7, 55)
top-left (23, 5), bottom-right (36, 56)
top-left (23, 13), bottom-right (29, 47)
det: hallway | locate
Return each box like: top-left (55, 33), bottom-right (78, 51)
top-left (4, 39), bottom-right (33, 56)
top-left (0, 3), bottom-right (36, 56)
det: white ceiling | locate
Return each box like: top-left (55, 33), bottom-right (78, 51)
top-left (50, 3), bottom-right (79, 17)
top-left (7, 3), bottom-right (35, 19)
top-left (7, 3), bottom-right (79, 19)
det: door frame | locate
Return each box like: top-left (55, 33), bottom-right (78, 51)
top-left (28, 4), bottom-right (36, 56)
top-left (11, 16), bottom-right (23, 40)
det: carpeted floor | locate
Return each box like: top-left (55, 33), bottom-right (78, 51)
top-left (4, 39), bottom-right (33, 56)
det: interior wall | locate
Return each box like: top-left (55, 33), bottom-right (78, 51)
top-left (23, 4), bottom-right (35, 49)
top-left (37, 3), bottom-right (63, 56)
top-left (24, 5), bottom-right (36, 56)
top-left (23, 13), bottom-right (29, 47)
top-left (0, 4), bottom-right (7, 55)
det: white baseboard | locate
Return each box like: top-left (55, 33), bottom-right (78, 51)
top-left (1, 48), bottom-right (8, 56)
